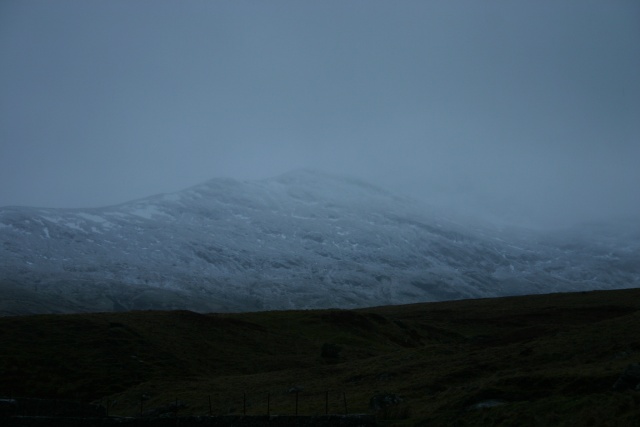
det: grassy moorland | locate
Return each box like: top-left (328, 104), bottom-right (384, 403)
top-left (1, 288), bottom-right (640, 426)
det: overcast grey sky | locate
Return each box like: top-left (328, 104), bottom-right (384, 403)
top-left (1, 0), bottom-right (639, 228)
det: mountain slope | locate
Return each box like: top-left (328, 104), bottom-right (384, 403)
top-left (0, 170), bottom-right (638, 315)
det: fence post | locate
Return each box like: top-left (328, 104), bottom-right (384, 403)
top-left (267, 392), bottom-right (270, 416)
top-left (243, 392), bottom-right (246, 416)
top-left (343, 392), bottom-right (348, 415)
top-left (325, 391), bottom-right (329, 415)
top-left (209, 395), bottom-right (212, 416)
top-left (295, 390), bottom-right (299, 415)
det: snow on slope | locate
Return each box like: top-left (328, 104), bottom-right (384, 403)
top-left (0, 170), bottom-right (638, 315)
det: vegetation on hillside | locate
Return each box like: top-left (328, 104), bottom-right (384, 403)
top-left (1, 288), bottom-right (640, 426)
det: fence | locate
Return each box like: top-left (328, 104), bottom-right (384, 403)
top-left (135, 390), bottom-right (352, 417)
top-left (0, 414), bottom-right (376, 427)
top-left (0, 389), bottom-right (390, 419)
top-left (0, 394), bottom-right (378, 427)
top-left (0, 397), bottom-right (105, 418)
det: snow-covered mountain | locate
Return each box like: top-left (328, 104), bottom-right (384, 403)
top-left (1, 170), bottom-right (638, 316)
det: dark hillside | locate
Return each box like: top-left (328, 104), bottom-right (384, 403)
top-left (2, 288), bottom-right (640, 425)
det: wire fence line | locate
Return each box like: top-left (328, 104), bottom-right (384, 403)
top-left (1, 390), bottom-right (365, 419)
top-left (0, 395), bottom-right (378, 427)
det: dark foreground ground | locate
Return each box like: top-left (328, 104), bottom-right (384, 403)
top-left (2, 288), bottom-right (640, 426)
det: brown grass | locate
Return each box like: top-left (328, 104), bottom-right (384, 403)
top-left (1, 288), bottom-right (640, 425)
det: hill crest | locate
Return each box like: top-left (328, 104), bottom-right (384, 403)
top-left (1, 171), bottom-right (638, 315)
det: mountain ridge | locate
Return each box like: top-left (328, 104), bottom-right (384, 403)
top-left (1, 170), bottom-right (638, 315)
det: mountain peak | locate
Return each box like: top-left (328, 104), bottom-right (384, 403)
top-left (1, 171), bottom-right (638, 316)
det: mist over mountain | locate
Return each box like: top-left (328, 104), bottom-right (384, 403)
top-left (1, 170), bottom-right (638, 316)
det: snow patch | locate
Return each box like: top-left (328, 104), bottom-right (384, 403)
top-left (64, 222), bottom-right (85, 232)
top-left (77, 213), bottom-right (108, 223)
top-left (41, 215), bottom-right (62, 225)
top-left (129, 205), bottom-right (169, 219)
top-left (163, 193), bottom-right (182, 202)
